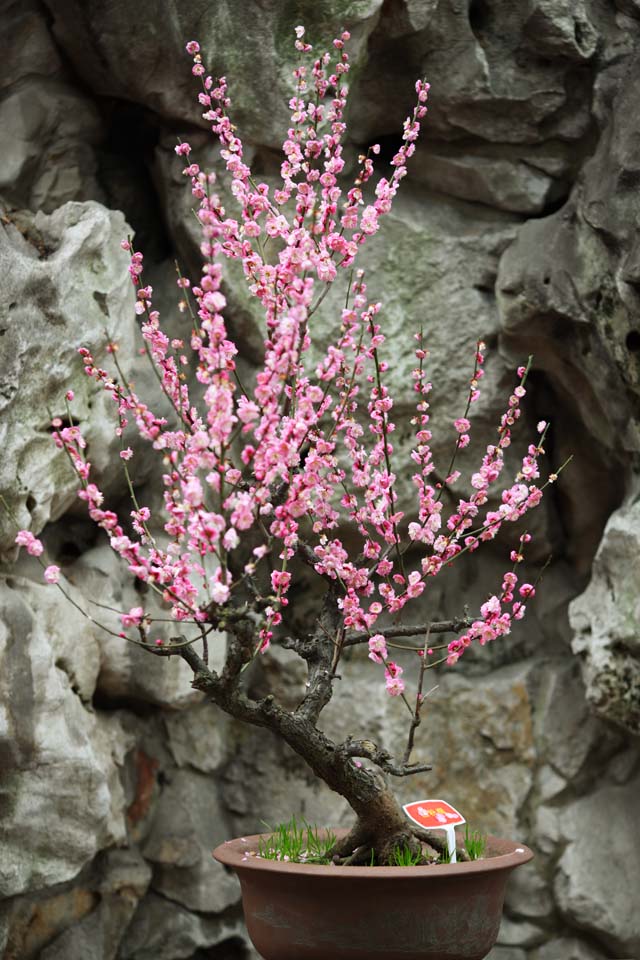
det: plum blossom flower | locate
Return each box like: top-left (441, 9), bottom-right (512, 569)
top-left (368, 634), bottom-right (387, 663)
top-left (121, 607), bottom-right (145, 628)
top-left (44, 565), bottom-right (60, 584)
top-left (15, 530), bottom-right (43, 556)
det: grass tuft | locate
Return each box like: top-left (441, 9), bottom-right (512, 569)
top-left (257, 816), bottom-right (336, 864)
top-left (464, 825), bottom-right (487, 860)
top-left (387, 843), bottom-right (424, 867)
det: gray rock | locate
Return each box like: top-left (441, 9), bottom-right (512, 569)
top-left (532, 936), bottom-right (608, 960)
top-left (142, 768), bottom-right (241, 914)
top-left (39, 849), bottom-right (152, 960)
top-left (554, 776), bottom-right (640, 957)
top-left (0, 82), bottom-right (103, 214)
top-left (0, 202), bottom-right (136, 550)
top-left (164, 700), bottom-right (233, 773)
top-left (43, 0), bottom-right (382, 147)
top-left (496, 916), bottom-right (546, 948)
top-left (533, 660), bottom-right (623, 781)
top-left (346, 0), bottom-right (595, 145)
top-left (503, 861), bottom-right (555, 920)
top-left (485, 947), bottom-right (526, 960)
top-left (222, 718), bottom-right (351, 839)
top-left (0, 0), bottom-right (104, 212)
top-left (570, 500), bottom-right (640, 735)
top-left (119, 892), bottom-right (249, 960)
top-left (0, 576), bottom-right (131, 897)
top-left (411, 145), bottom-right (561, 214)
top-left (0, 881), bottom-right (100, 960)
top-left (497, 46), bottom-right (640, 487)
top-left (523, 0), bottom-right (598, 62)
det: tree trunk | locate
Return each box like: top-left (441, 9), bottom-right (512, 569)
top-left (181, 644), bottom-right (438, 864)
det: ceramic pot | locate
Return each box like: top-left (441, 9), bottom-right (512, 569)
top-left (213, 830), bottom-right (533, 960)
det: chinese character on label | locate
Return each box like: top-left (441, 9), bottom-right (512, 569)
top-left (403, 799), bottom-right (466, 863)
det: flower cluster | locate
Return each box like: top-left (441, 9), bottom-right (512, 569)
top-left (14, 28), bottom-right (557, 696)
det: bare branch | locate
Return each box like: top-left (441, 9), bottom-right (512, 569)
top-left (344, 617), bottom-right (473, 648)
top-left (337, 736), bottom-right (431, 777)
top-left (403, 622), bottom-right (431, 765)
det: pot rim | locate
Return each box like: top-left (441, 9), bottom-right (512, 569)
top-left (213, 830), bottom-right (534, 879)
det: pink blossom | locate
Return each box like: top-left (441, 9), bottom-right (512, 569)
top-left (211, 581), bottom-right (230, 604)
top-left (368, 634), bottom-right (387, 663)
top-left (121, 606), bottom-right (144, 628)
top-left (44, 565), bottom-right (60, 584)
top-left (15, 530), bottom-right (43, 556)
top-left (385, 673), bottom-right (405, 697)
top-left (271, 570), bottom-right (291, 593)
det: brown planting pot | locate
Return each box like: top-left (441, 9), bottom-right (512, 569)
top-left (213, 830), bottom-right (534, 960)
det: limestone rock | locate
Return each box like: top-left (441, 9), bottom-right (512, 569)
top-left (43, 0), bottom-right (382, 147)
top-left (485, 948), bottom-right (526, 960)
top-left (346, 0), bottom-right (596, 144)
top-left (0, 82), bottom-right (103, 214)
top-left (0, 202), bottom-right (136, 550)
top-left (142, 769), bottom-right (241, 914)
top-left (496, 916), bottom-right (546, 948)
top-left (0, 576), bottom-right (131, 897)
top-left (554, 776), bottom-right (640, 957)
top-left (222, 720), bottom-right (351, 839)
top-left (570, 499), bottom-right (640, 735)
top-left (0, 0), bottom-right (104, 212)
top-left (533, 660), bottom-right (624, 780)
top-left (118, 892), bottom-right (250, 960)
top-left (38, 849), bottom-right (152, 960)
top-left (1, 884), bottom-right (99, 960)
top-left (503, 861), bottom-right (554, 921)
top-left (496, 47), bottom-right (640, 571)
top-left (164, 700), bottom-right (233, 774)
top-left (523, 0), bottom-right (598, 62)
top-left (532, 937), bottom-right (608, 960)
top-left (411, 144), bottom-right (563, 214)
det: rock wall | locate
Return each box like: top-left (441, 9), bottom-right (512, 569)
top-left (1, 1), bottom-right (639, 958)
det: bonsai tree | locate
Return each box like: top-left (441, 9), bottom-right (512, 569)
top-left (12, 28), bottom-right (560, 865)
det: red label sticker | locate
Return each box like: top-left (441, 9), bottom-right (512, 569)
top-left (403, 799), bottom-right (466, 829)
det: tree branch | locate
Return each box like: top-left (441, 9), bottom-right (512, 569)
top-left (345, 617), bottom-right (473, 647)
top-left (295, 582), bottom-right (342, 723)
top-left (337, 736), bottom-right (431, 777)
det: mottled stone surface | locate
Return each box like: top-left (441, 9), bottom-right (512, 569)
top-left (554, 776), bottom-right (640, 957)
top-left (0, 202), bottom-right (135, 549)
top-left (532, 938), bottom-right (608, 960)
top-left (1, 0), bottom-right (640, 957)
top-left (570, 500), bottom-right (640, 735)
top-left (0, 577), bottom-right (130, 898)
top-left (0, 0), bottom-right (104, 213)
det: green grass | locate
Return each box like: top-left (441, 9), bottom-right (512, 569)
top-left (387, 843), bottom-right (424, 867)
top-left (438, 844), bottom-right (454, 864)
top-left (257, 816), bottom-right (337, 864)
top-left (464, 825), bottom-right (487, 860)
